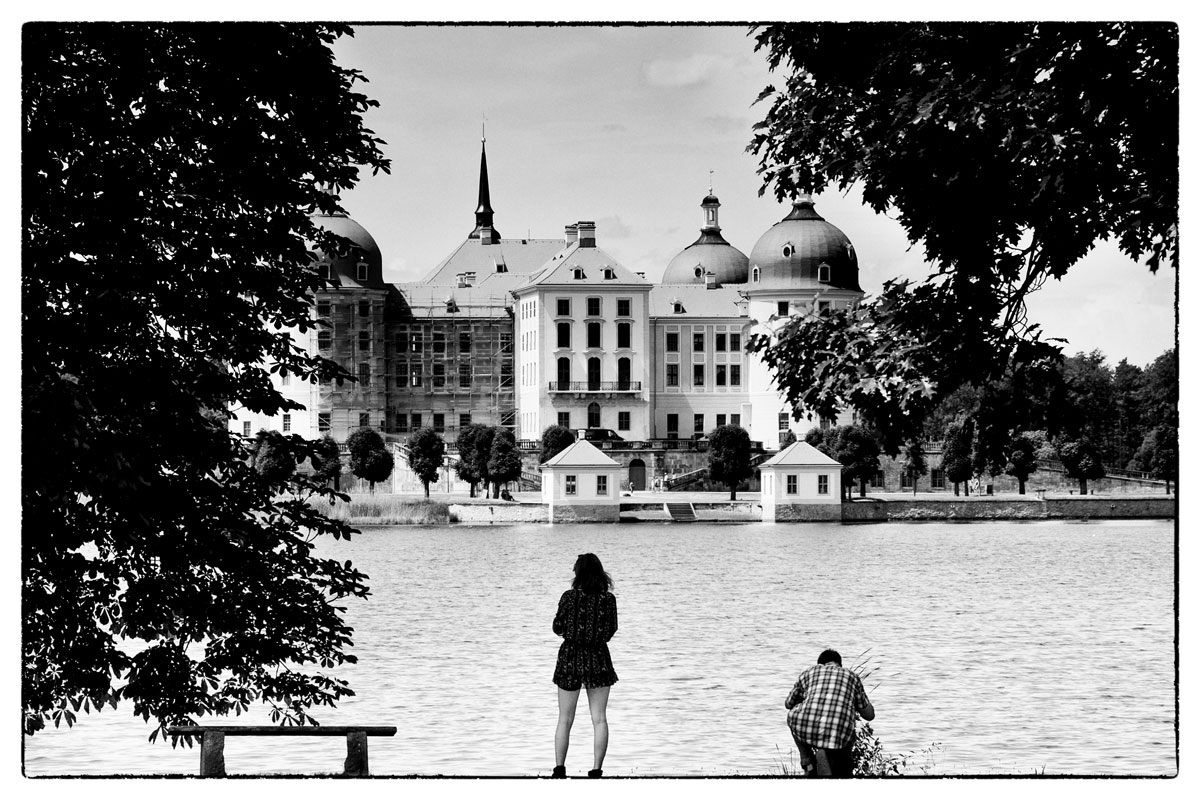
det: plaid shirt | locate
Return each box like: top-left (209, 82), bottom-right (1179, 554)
top-left (785, 663), bottom-right (871, 750)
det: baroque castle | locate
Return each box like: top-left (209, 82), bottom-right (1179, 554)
top-left (233, 137), bottom-right (865, 489)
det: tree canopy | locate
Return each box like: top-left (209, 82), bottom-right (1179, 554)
top-left (454, 424), bottom-right (489, 496)
top-left (747, 23), bottom-right (1177, 455)
top-left (407, 428), bottom-right (446, 499)
top-left (310, 434), bottom-right (344, 488)
top-left (708, 424), bottom-right (752, 500)
top-left (346, 427), bottom-right (394, 491)
top-left (23, 23), bottom-right (389, 739)
top-left (539, 425), bottom-right (577, 464)
top-left (487, 429), bottom-right (524, 496)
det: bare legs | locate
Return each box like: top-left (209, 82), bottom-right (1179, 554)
top-left (554, 687), bottom-right (578, 769)
top-left (555, 684), bottom-right (612, 773)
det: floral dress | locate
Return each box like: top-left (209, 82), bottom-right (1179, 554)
top-left (552, 588), bottom-right (619, 690)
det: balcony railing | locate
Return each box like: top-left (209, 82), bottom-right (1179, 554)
top-left (547, 381), bottom-right (642, 393)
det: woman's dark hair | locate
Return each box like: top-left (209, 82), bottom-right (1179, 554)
top-left (572, 552), bottom-right (613, 594)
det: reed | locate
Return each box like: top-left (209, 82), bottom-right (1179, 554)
top-left (309, 495), bottom-right (456, 525)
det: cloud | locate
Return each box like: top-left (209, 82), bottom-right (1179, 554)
top-left (702, 114), bottom-right (748, 136)
top-left (596, 215), bottom-right (633, 239)
top-left (643, 54), bottom-right (726, 88)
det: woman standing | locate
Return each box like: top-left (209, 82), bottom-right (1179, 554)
top-left (551, 553), bottom-right (618, 778)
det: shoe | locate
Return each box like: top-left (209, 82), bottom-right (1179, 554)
top-left (551, 765), bottom-right (566, 778)
top-left (588, 769), bottom-right (603, 778)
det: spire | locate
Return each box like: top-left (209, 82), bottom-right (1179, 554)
top-left (470, 123), bottom-right (500, 244)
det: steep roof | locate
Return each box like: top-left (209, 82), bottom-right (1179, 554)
top-left (541, 439), bottom-right (620, 468)
top-left (759, 441), bottom-right (842, 468)
top-left (648, 285), bottom-right (747, 319)
top-left (420, 237), bottom-right (566, 285)
top-left (519, 243), bottom-right (650, 290)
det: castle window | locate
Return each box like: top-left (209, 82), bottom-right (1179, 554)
top-left (433, 364), bottom-right (445, 388)
top-left (433, 413), bottom-right (445, 433)
top-left (358, 300), bottom-right (369, 317)
top-left (729, 333), bottom-right (741, 351)
top-left (818, 263), bottom-right (831, 283)
top-left (716, 365), bottom-right (727, 386)
top-left (716, 414), bottom-right (726, 428)
top-left (317, 301), bottom-right (331, 316)
top-left (603, 267), bottom-right (616, 280)
top-left (557, 322), bottom-right (571, 348)
top-left (459, 364), bottom-right (471, 388)
top-left (587, 322), bottom-right (601, 349)
top-left (356, 261), bottom-right (369, 281)
top-left (818, 475), bottom-right (830, 495)
top-left (777, 301), bottom-right (789, 316)
top-left (411, 412), bottom-right (422, 429)
top-left (433, 333), bottom-right (445, 354)
top-left (715, 333), bottom-right (726, 351)
top-left (359, 412), bottom-right (370, 428)
top-left (617, 322), bottom-right (631, 349)
top-left (666, 332), bottom-right (679, 352)
top-left (617, 298), bottom-right (631, 317)
top-left (730, 365), bottom-right (741, 386)
top-left (573, 268), bottom-right (585, 280)
top-left (693, 364), bottom-right (704, 387)
top-left (782, 244), bottom-right (793, 258)
top-left (317, 330), bottom-right (332, 350)
top-left (618, 411), bottom-right (630, 431)
top-left (587, 297), bottom-right (602, 317)
top-left (459, 332), bottom-right (471, 353)
top-left (396, 413), bottom-right (409, 433)
top-left (597, 475), bottom-right (609, 495)
top-left (358, 330), bottom-right (369, 351)
top-left (557, 298), bottom-right (571, 316)
top-left (243, 421), bottom-right (251, 437)
top-left (318, 413), bottom-right (331, 432)
top-left (694, 414), bottom-right (704, 435)
top-left (558, 411), bottom-right (571, 428)
top-left (411, 333), bottom-right (423, 353)
top-left (673, 302), bottom-right (684, 314)
top-left (693, 333), bottom-right (704, 352)
top-left (666, 364), bottom-right (679, 387)
top-left (566, 475), bottom-right (577, 495)
top-left (752, 267), bottom-right (760, 282)
top-left (587, 402), bottom-right (601, 428)
top-left (445, 298), bottom-right (459, 313)
top-left (787, 475), bottom-right (798, 495)
top-left (667, 414), bottom-right (679, 439)
top-left (357, 362), bottom-right (370, 387)
top-left (282, 414), bottom-right (291, 432)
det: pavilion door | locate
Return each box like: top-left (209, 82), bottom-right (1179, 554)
top-left (628, 459), bottom-right (646, 490)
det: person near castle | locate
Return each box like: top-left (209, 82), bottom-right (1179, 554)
top-left (551, 553), bottom-right (618, 778)
top-left (785, 648), bottom-right (875, 777)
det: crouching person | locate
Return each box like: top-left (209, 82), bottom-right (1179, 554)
top-left (785, 648), bottom-right (875, 777)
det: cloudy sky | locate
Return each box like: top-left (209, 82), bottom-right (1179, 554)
top-left (330, 23), bottom-right (1177, 368)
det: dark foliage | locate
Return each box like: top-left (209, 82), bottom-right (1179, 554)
top-left (747, 23), bottom-right (1177, 455)
top-left (406, 428), bottom-right (446, 499)
top-left (345, 427), bottom-right (394, 491)
top-left (310, 434), bottom-right (344, 488)
top-left (539, 425), bottom-right (577, 464)
top-left (23, 22), bottom-right (389, 738)
top-left (1004, 433), bottom-right (1040, 495)
top-left (252, 429), bottom-right (296, 484)
top-left (1056, 438), bottom-right (1106, 495)
top-left (487, 428), bottom-right (523, 496)
top-left (708, 424), bottom-right (752, 500)
top-left (454, 424), bottom-right (489, 496)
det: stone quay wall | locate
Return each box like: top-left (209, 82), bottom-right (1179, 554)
top-left (841, 496), bottom-right (1175, 522)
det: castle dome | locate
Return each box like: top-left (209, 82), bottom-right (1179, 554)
top-left (312, 211), bottom-right (385, 288)
top-left (747, 197), bottom-right (861, 292)
top-left (661, 193), bottom-right (749, 286)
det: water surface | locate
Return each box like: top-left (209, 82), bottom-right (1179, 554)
top-left (23, 519), bottom-right (1176, 777)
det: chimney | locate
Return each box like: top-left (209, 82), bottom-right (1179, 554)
top-left (564, 223), bottom-right (578, 244)
top-left (577, 220), bottom-right (596, 248)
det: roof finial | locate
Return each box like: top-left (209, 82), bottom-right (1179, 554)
top-left (708, 169), bottom-right (714, 195)
top-left (481, 113), bottom-right (486, 144)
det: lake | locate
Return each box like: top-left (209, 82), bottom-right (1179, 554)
top-left (22, 519), bottom-right (1176, 777)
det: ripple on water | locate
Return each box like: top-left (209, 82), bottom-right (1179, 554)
top-left (23, 520), bottom-right (1175, 777)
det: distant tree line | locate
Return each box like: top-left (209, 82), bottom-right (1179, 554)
top-left (796, 346), bottom-right (1177, 496)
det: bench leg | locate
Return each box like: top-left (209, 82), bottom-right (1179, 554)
top-left (344, 731), bottom-right (369, 776)
top-left (199, 731), bottom-right (226, 777)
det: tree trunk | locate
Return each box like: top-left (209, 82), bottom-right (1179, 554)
top-left (423, 481), bottom-right (430, 499)
top-left (469, 483), bottom-right (476, 498)
top-left (1018, 478), bottom-right (1026, 495)
top-left (953, 483), bottom-right (960, 496)
top-left (858, 478), bottom-right (866, 497)
top-left (1079, 478), bottom-right (1088, 496)
top-left (730, 486), bottom-right (737, 501)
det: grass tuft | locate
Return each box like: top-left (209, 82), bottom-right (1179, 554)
top-left (309, 495), bottom-right (453, 525)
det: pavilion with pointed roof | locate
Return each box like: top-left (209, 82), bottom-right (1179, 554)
top-left (540, 439), bottom-right (622, 523)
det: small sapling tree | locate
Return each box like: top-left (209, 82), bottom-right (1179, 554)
top-left (346, 427), bottom-right (394, 492)
top-left (487, 428), bottom-right (523, 498)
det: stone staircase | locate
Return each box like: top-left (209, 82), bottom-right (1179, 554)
top-left (664, 502), bottom-right (697, 522)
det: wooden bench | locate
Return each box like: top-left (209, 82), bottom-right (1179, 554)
top-left (166, 725), bottom-right (398, 777)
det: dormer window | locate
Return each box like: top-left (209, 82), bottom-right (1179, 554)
top-left (817, 263), bottom-right (831, 283)
top-left (751, 266), bottom-right (760, 282)
top-left (603, 267), bottom-right (616, 280)
top-left (694, 266), bottom-right (703, 279)
top-left (445, 298), bottom-right (459, 313)
top-left (495, 261), bottom-right (507, 273)
top-left (782, 244), bottom-right (794, 258)
top-left (673, 301), bottom-right (685, 314)
top-left (356, 260), bottom-right (369, 281)
top-left (573, 268), bottom-right (586, 280)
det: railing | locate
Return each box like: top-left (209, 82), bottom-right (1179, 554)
top-left (516, 438), bottom-right (763, 453)
top-left (547, 381), bottom-right (642, 392)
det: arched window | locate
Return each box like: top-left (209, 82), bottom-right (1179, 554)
top-left (751, 266), bottom-right (760, 282)
top-left (817, 263), bottom-right (831, 283)
top-left (587, 357), bottom-right (601, 390)
top-left (587, 402), bottom-right (601, 428)
top-left (617, 357), bottom-right (631, 390)
top-left (557, 357), bottom-right (571, 390)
